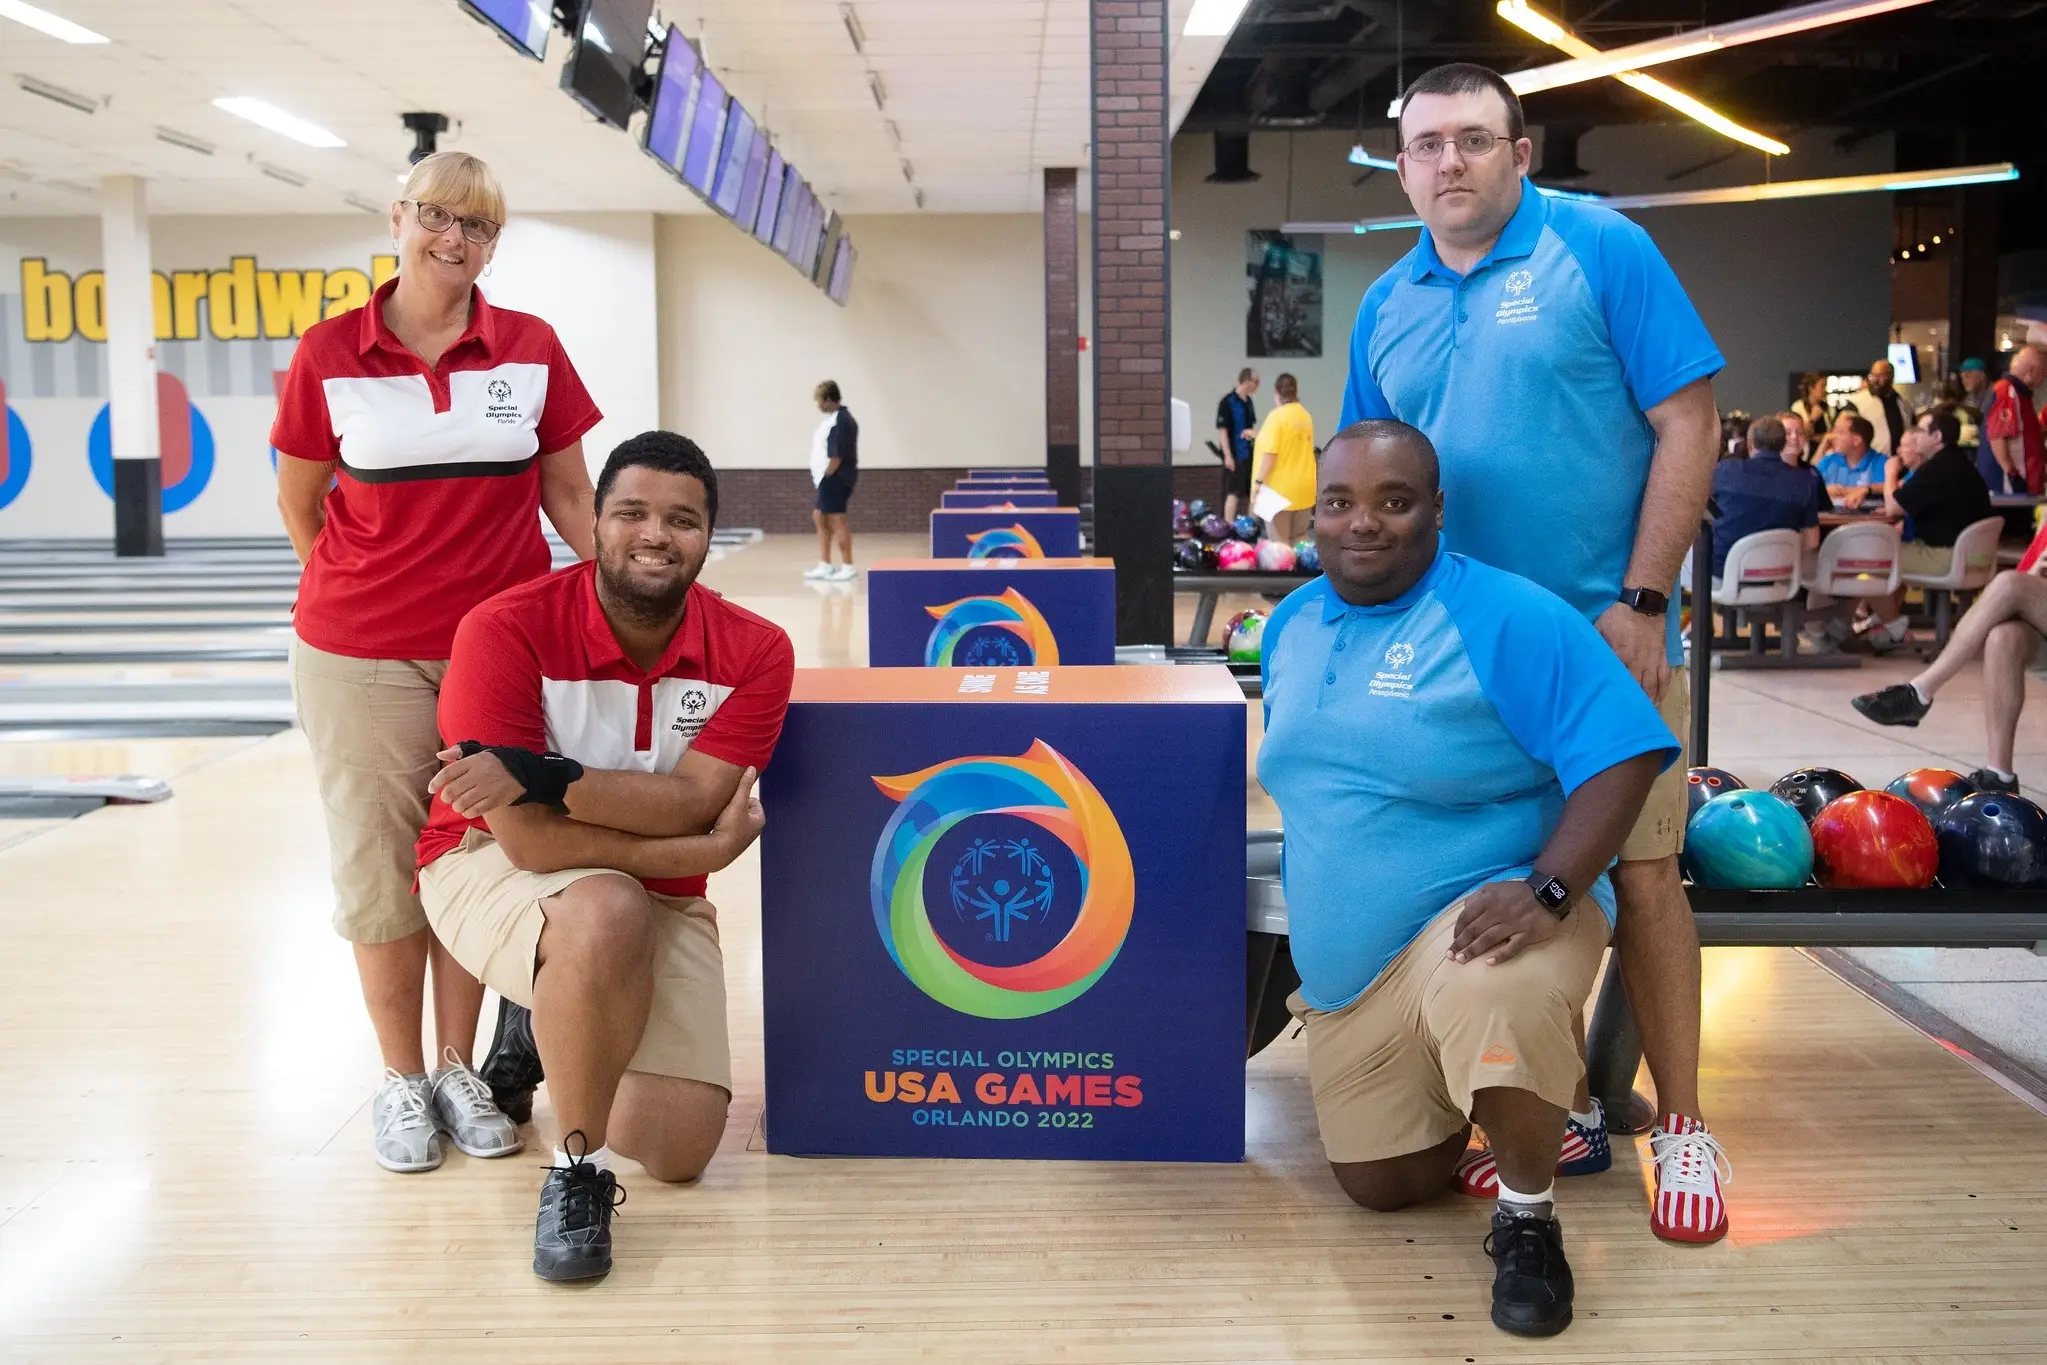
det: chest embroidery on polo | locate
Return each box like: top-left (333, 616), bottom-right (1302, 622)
top-left (1495, 268), bottom-right (1539, 327)
top-left (483, 377), bottom-right (522, 426)
top-left (1369, 641), bottom-right (1417, 700)
top-left (670, 687), bottom-right (712, 740)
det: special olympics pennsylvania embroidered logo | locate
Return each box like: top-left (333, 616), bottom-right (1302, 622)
top-left (1384, 641), bottom-right (1415, 669)
top-left (922, 588), bottom-right (1060, 667)
top-left (1504, 269), bottom-right (1534, 295)
top-left (869, 741), bottom-right (1134, 1019)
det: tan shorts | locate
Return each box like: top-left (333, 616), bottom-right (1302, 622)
top-left (1618, 664), bottom-right (1690, 863)
top-left (1901, 541), bottom-right (1952, 577)
top-left (418, 831), bottom-right (732, 1093)
top-left (290, 637), bottom-right (448, 944)
top-left (1289, 896), bottom-right (1611, 1165)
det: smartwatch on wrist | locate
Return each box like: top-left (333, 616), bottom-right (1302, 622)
top-left (1619, 586), bottom-right (1669, 617)
top-left (1526, 873), bottom-right (1571, 916)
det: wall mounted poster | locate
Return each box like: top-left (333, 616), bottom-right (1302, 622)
top-left (1246, 231), bottom-right (1322, 358)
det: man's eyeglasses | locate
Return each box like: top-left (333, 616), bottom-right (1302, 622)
top-left (1401, 130), bottom-right (1508, 163)
top-left (408, 200), bottom-right (501, 245)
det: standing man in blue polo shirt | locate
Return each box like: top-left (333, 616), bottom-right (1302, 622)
top-left (1340, 63), bottom-right (1729, 1243)
top-left (1260, 421), bottom-right (1677, 1336)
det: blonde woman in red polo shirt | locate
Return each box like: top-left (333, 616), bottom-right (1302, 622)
top-left (272, 151), bottom-right (602, 1173)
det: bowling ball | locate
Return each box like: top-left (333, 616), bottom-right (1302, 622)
top-left (1293, 539), bottom-right (1320, 572)
top-left (1187, 498), bottom-right (1209, 522)
top-left (1809, 790), bottom-right (1937, 888)
top-left (1684, 790), bottom-right (1813, 889)
top-left (1255, 538), bottom-right (1296, 572)
top-left (1172, 512), bottom-right (1192, 537)
top-left (1685, 766), bottom-right (1747, 820)
top-left (1198, 543), bottom-right (1220, 571)
top-left (1174, 538), bottom-right (1204, 570)
top-left (1769, 767), bottom-right (1863, 824)
top-left (1171, 498), bottom-right (1188, 521)
top-left (1225, 610), bottom-right (1267, 663)
top-left (1198, 513), bottom-right (1231, 543)
top-left (1216, 540), bottom-right (1258, 571)
top-left (1883, 767), bottom-right (1975, 823)
top-left (1232, 514), bottom-right (1263, 542)
top-left (1934, 791), bottom-right (2047, 887)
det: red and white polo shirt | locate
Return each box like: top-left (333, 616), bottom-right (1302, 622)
top-left (416, 560), bottom-right (796, 898)
top-left (271, 277), bottom-right (602, 660)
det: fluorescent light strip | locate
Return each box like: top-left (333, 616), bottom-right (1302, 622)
top-left (1498, 1), bottom-right (1787, 155)
top-left (1348, 144), bottom-right (1399, 171)
top-left (1280, 162), bottom-right (2019, 234)
top-left (0, 0), bottom-right (108, 43)
top-left (15, 73), bottom-right (95, 113)
top-left (1505, 0), bottom-right (1935, 95)
top-left (1184, 0), bottom-right (1251, 38)
top-left (212, 97), bottom-right (346, 149)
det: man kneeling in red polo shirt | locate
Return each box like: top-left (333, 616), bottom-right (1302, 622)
top-left (416, 430), bottom-right (795, 1282)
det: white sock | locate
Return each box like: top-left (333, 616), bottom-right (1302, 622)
top-left (1497, 1178), bottom-right (1555, 1219)
top-left (1910, 682), bottom-right (1931, 704)
top-left (1988, 766), bottom-right (2017, 783)
top-left (1568, 1103), bottom-right (1600, 1129)
top-left (554, 1144), bottom-right (613, 1173)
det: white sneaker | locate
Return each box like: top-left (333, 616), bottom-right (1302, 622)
top-left (828, 563), bottom-right (857, 581)
top-left (803, 562), bottom-right (834, 580)
top-left (372, 1068), bottom-right (443, 1173)
top-left (1646, 1114), bottom-right (1732, 1243)
top-left (429, 1047), bottom-right (524, 1158)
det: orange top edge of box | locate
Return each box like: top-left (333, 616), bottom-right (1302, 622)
top-left (866, 558), bottom-right (1115, 571)
top-left (790, 665), bottom-right (1244, 704)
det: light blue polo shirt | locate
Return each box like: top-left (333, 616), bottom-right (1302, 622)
top-left (1339, 182), bottom-right (1725, 665)
top-left (1257, 546), bottom-right (1678, 1011)
top-left (1814, 450), bottom-right (1885, 490)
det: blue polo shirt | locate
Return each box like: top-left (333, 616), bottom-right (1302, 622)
top-left (1257, 546), bottom-right (1678, 1011)
top-left (1814, 450), bottom-right (1884, 491)
top-left (1709, 456), bottom-right (1822, 575)
top-left (1340, 182), bottom-right (1724, 665)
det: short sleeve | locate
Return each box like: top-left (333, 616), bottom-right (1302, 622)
top-left (1258, 580), bottom-right (1320, 728)
top-left (1339, 272), bottom-right (1399, 428)
top-left (1449, 570), bottom-right (1678, 794)
top-left (269, 339), bottom-right (341, 462)
top-left (533, 330), bottom-right (602, 455)
top-left (438, 606), bottom-right (548, 754)
top-left (1986, 383), bottom-right (2021, 442)
top-left (689, 627), bottom-right (795, 771)
top-left (1216, 396), bottom-right (1234, 430)
top-left (1815, 453), bottom-right (1843, 486)
top-left (1561, 208), bottom-right (1724, 413)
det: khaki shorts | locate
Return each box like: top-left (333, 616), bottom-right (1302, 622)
top-left (1618, 664), bottom-right (1690, 863)
top-left (290, 637), bottom-right (448, 944)
top-left (1901, 541), bottom-right (1953, 577)
top-left (1289, 896), bottom-right (1611, 1165)
top-left (419, 831), bottom-right (732, 1093)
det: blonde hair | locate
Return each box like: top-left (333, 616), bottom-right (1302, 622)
top-left (400, 151), bottom-right (506, 224)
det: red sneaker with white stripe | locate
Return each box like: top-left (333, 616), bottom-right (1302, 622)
top-left (1647, 1114), bottom-right (1731, 1243)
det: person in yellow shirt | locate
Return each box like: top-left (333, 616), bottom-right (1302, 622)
top-left (1253, 372), bottom-right (1317, 543)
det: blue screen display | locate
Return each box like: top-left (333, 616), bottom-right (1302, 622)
top-left (736, 132), bottom-right (772, 232)
top-left (642, 28), bottom-right (698, 174)
top-left (711, 105), bottom-right (755, 218)
top-left (680, 69), bottom-right (727, 195)
top-left (460, 0), bottom-right (549, 59)
top-left (772, 170), bottom-right (804, 256)
top-left (753, 151), bottom-right (786, 243)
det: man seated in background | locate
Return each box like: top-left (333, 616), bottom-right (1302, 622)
top-left (417, 431), bottom-right (796, 1282)
top-left (1816, 413), bottom-right (1884, 508)
top-left (1853, 516), bottom-right (2047, 791)
top-left (1708, 416), bottom-right (1821, 580)
top-left (1857, 408), bottom-right (1994, 652)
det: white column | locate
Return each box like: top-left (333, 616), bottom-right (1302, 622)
top-left (101, 174), bottom-right (161, 554)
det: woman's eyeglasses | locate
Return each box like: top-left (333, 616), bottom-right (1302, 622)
top-left (408, 200), bottom-right (501, 245)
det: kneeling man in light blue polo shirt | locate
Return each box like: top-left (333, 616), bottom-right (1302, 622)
top-left (1258, 421), bottom-right (1677, 1339)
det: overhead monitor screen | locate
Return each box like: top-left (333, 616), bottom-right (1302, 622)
top-left (753, 149), bottom-right (787, 243)
top-left (794, 194), bottom-right (828, 277)
top-left (811, 211), bottom-right (843, 286)
top-left (680, 68), bottom-right (728, 196)
top-left (558, 0), bottom-right (653, 130)
top-left (771, 171), bottom-right (805, 257)
top-left (826, 236), bottom-right (856, 305)
top-left (788, 187), bottom-right (819, 271)
top-left (459, 0), bottom-right (550, 59)
top-left (735, 131), bottom-right (772, 233)
top-left (710, 104), bottom-right (755, 218)
top-left (641, 27), bottom-right (699, 175)
top-left (1886, 341), bottom-right (1920, 385)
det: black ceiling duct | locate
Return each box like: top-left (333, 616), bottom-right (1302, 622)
top-left (1206, 132), bottom-right (1261, 183)
top-left (1534, 125), bottom-right (1591, 182)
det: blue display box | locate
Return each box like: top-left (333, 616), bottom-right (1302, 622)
top-left (867, 558), bottom-right (1116, 666)
top-left (958, 476), bottom-right (1051, 489)
top-left (965, 468), bottom-right (1045, 479)
top-left (760, 665), bottom-right (1247, 1161)
top-left (931, 507), bottom-right (1081, 559)
top-left (940, 489), bottom-right (1060, 508)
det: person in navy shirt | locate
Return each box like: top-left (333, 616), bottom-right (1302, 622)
top-left (1339, 62), bottom-right (1729, 1244)
top-left (1261, 421), bottom-right (1676, 1337)
top-left (1214, 368), bottom-right (1260, 521)
top-left (1709, 416), bottom-right (1822, 576)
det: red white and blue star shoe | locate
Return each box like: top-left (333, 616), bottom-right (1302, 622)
top-left (1647, 1113), bottom-right (1731, 1243)
top-left (1452, 1099), bottom-right (1612, 1197)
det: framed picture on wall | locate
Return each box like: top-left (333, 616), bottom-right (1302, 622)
top-left (1246, 231), bottom-right (1323, 358)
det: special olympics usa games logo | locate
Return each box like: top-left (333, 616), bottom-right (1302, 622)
top-left (966, 525), bottom-right (1047, 560)
top-left (922, 588), bottom-right (1061, 668)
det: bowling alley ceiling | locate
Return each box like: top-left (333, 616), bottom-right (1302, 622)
top-left (0, 0), bottom-right (1228, 218)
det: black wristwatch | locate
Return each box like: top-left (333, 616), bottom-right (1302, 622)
top-left (1526, 873), bottom-right (1572, 917)
top-left (1619, 587), bottom-right (1669, 617)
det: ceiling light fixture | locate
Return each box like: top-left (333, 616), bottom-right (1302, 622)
top-left (901, 158), bottom-right (915, 183)
top-left (213, 97), bottom-right (346, 149)
top-left (154, 126), bottom-right (215, 155)
top-left (1347, 143), bottom-right (1399, 171)
top-left (883, 118), bottom-right (902, 148)
top-left (840, 2), bottom-right (865, 53)
top-left (1497, 0), bottom-right (1788, 154)
top-left (1279, 162), bottom-right (2019, 234)
top-left (343, 192), bottom-right (385, 214)
top-left (867, 72), bottom-right (886, 111)
top-left (257, 162), bottom-right (308, 187)
top-left (15, 73), bottom-right (96, 113)
top-left (1504, 0), bottom-right (1936, 96)
top-left (0, 0), bottom-right (108, 44)
top-left (1185, 0), bottom-right (1252, 37)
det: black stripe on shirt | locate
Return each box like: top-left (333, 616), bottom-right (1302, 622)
top-left (340, 456), bottom-right (537, 485)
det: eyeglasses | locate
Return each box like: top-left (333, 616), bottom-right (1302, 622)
top-left (408, 200), bottom-right (501, 245)
top-left (1402, 130), bottom-right (1508, 163)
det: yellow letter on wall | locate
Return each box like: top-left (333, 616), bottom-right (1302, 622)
top-left (323, 268), bottom-right (370, 319)
top-left (152, 272), bottom-right (173, 340)
top-left (72, 271), bottom-right (107, 342)
top-left (20, 258), bottom-right (73, 342)
top-left (257, 270), bottom-right (327, 338)
top-left (209, 256), bottom-right (260, 340)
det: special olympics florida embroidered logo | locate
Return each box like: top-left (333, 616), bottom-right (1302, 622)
top-left (923, 588), bottom-right (1061, 667)
top-left (966, 525), bottom-right (1046, 560)
top-left (869, 741), bottom-right (1134, 1019)
top-left (487, 378), bottom-right (513, 402)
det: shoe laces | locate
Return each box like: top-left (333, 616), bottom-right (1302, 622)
top-left (1649, 1124), bottom-right (1734, 1191)
top-left (433, 1048), bottom-right (501, 1117)
top-left (1483, 1214), bottom-right (1562, 1278)
top-left (377, 1067), bottom-right (433, 1129)
top-left (551, 1130), bottom-right (626, 1234)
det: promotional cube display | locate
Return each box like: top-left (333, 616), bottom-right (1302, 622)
top-left (867, 558), bottom-right (1115, 666)
top-left (940, 489), bottom-right (1060, 508)
top-left (760, 666), bottom-right (1248, 1161)
top-left (931, 507), bottom-right (1081, 559)
top-left (958, 475), bottom-right (1051, 489)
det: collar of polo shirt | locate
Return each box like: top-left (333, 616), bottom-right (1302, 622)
top-left (353, 275), bottom-right (501, 360)
top-left (579, 564), bottom-right (701, 676)
top-left (1409, 179), bottom-right (1546, 285)
top-left (1318, 535), bottom-right (1450, 622)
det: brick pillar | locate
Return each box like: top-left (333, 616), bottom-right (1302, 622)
top-left (1044, 168), bottom-right (1082, 508)
top-left (1090, 0), bottom-right (1172, 644)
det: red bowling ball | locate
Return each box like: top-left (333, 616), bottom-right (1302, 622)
top-left (1809, 790), bottom-right (1938, 888)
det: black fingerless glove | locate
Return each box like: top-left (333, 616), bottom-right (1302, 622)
top-left (455, 740), bottom-right (585, 812)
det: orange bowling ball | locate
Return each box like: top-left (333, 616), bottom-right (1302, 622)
top-left (1809, 790), bottom-right (1938, 888)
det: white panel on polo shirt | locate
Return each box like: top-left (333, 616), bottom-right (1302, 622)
top-left (542, 676), bottom-right (736, 772)
top-left (323, 362), bottom-right (551, 475)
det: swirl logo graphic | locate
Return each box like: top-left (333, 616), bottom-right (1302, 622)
top-left (870, 741), bottom-right (1134, 1019)
top-left (923, 588), bottom-right (1060, 667)
top-left (967, 525), bottom-right (1046, 560)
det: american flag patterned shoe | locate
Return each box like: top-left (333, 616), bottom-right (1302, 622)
top-left (1451, 1099), bottom-right (1612, 1197)
top-left (1647, 1114), bottom-right (1731, 1243)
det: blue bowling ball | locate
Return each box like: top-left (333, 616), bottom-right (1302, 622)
top-left (1685, 766), bottom-right (1747, 820)
top-left (1187, 498), bottom-right (1209, 523)
top-left (1293, 539), bottom-right (1319, 572)
top-left (1934, 791), bottom-right (2047, 887)
top-left (1684, 789), bottom-right (1813, 889)
top-left (1232, 514), bottom-right (1262, 542)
